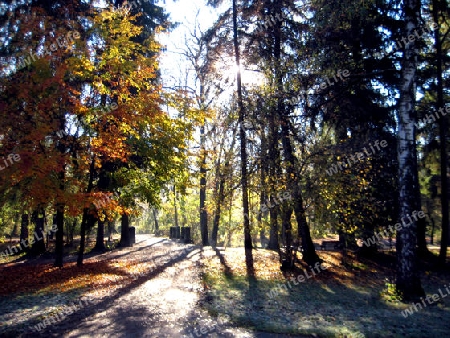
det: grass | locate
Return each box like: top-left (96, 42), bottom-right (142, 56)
top-left (200, 247), bottom-right (450, 338)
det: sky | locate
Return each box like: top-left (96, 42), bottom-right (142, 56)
top-left (158, 0), bottom-right (263, 92)
top-left (158, 0), bottom-right (220, 91)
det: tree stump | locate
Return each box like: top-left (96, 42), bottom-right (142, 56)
top-left (129, 226), bottom-right (136, 245)
top-left (174, 226), bottom-right (181, 239)
top-left (182, 227), bottom-right (191, 243)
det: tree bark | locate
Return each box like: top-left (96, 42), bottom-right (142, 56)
top-left (292, 184), bottom-right (321, 265)
top-left (77, 209), bottom-right (88, 266)
top-left (279, 112), bottom-right (320, 265)
top-left (211, 159), bottom-right (225, 247)
top-left (267, 88), bottom-right (280, 251)
top-left (211, 126), bottom-right (237, 247)
top-left (268, 205), bottom-right (279, 250)
top-left (258, 126), bottom-right (268, 248)
top-left (173, 185), bottom-right (179, 228)
top-left (433, 0), bottom-right (449, 265)
top-left (93, 218), bottom-right (106, 252)
top-left (11, 214), bottom-right (19, 237)
top-left (31, 209), bottom-right (46, 256)
top-left (271, 2), bottom-right (320, 266)
top-left (66, 218), bottom-right (76, 247)
top-left (20, 213), bottom-right (29, 252)
top-left (281, 205), bottom-right (294, 266)
top-left (54, 203), bottom-right (65, 267)
top-left (200, 115), bottom-right (209, 246)
top-left (395, 0), bottom-right (425, 300)
top-left (77, 157), bottom-right (96, 266)
top-left (233, 0), bottom-right (254, 277)
top-left (152, 209), bottom-right (159, 233)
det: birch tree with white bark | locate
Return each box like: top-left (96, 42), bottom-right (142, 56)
top-left (396, 0), bottom-right (425, 300)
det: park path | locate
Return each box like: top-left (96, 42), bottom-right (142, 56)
top-left (22, 235), bottom-right (296, 338)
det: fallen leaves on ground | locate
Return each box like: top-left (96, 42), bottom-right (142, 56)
top-left (0, 257), bottom-right (154, 297)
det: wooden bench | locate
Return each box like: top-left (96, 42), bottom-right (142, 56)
top-left (320, 240), bottom-right (341, 251)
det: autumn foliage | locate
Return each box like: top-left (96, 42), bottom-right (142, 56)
top-left (0, 7), bottom-right (194, 230)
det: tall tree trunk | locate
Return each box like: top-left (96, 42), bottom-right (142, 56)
top-left (273, 3), bottom-right (289, 261)
top-left (291, 177), bottom-right (320, 265)
top-left (93, 218), bottom-right (106, 252)
top-left (211, 159), bottom-right (225, 247)
top-left (173, 185), bottom-right (179, 228)
top-left (54, 203), bottom-right (65, 267)
top-left (233, 0), bottom-right (254, 277)
top-left (152, 209), bottom-right (159, 233)
top-left (31, 209), bottom-right (46, 256)
top-left (181, 196), bottom-right (188, 228)
top-left (94, 164), bottom-right (108, 252)
top-left (77, 157), bottom-right (96, 266)
top-left (20, 213), bottom-right (29, 252)
top-left (200, 115), bottom-right (209, 246)
top-left (270, 2), bottom-right (319, 266)
top-left (415, 204), bottom-right (429, 255)
top-left (11, 214), bottom-right (19, 237)
top-left (54, 162), bottom-right (66, 266)
top-left (430, 216), bottom-right (435, 245)
top-left (279, 110), bottom-right (319, 265)
top-left (77, 209), bottom-right (89, 266)
top-left (281, 206), bottom-right (294, 266)
top-left (395, 0), bottom-right (424, 300)
top-left (268, 201), bottom-right (279, 250)
top-left (212, 128), bottom-right (236, 247)
top-left (433, 0), bottom-right (449, 265)
top-left (67, 218), bottom-right (76, 247)
top-left (267, 92), bottom-right (280, 251)
top-left (259, 127), bottom-right (268, 247)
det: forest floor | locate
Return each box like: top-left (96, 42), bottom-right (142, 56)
top-left (0, 235), bottom-right (301, 337)
top-left (201, 245), bottom-right (450, 337)
top-left (0, 235), bottom-right (448, 337)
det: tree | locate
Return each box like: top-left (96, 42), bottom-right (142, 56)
top-left (233, 0), bottom-right (255, 277)
top-left (211, 116), bottom-right (239, 247)
top-left (181, 19), bottom-right (216, 247)
top-left (0, 6), bottom-right (85, 266)
top-left (0, 2), bottom-right (192, 266)
top-left (77, 159), bottom-right (96, 266)
top-left (30, 209), bottom-right (46, 255)
top-left (432, 0), bottom-right (449, 265)
top-left (395, 0), bottom-right (425, 300)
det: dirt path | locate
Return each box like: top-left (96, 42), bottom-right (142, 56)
top-left (12, 235), bottom-right (300, 338)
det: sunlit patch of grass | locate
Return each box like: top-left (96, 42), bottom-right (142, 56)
top-left (380, 280), bottom-right (403, 302)
top-left (200, 247), bottom-right (450, 337)
top-left (348, 261), bottom-right (369, 271)
top-left (0, 250), bottom-right (27, 264)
